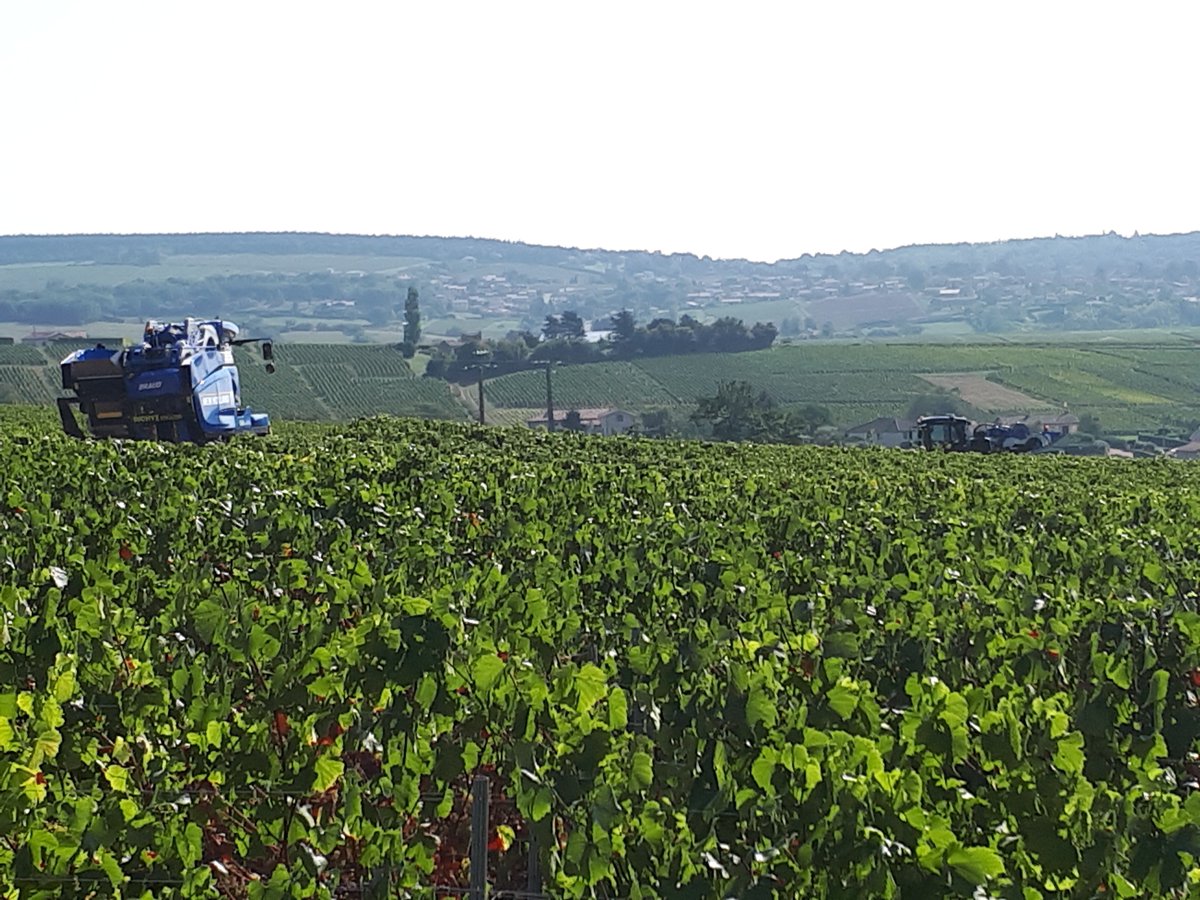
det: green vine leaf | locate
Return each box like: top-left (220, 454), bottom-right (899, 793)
top-left (313, 756), bottom-right (344, 792)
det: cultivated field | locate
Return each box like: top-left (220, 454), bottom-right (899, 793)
top-left (917, 373), bottom-right (1055, 412)
top-left (0, 341), bottom-right (467, 422)
top-left (4, 339), bottom-right (1200, 434)
top-left (1, 411), bottom-right (1199, 896)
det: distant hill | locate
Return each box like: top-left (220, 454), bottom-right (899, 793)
top-left (3, 230), bottom-right (1200, 339)
top-left (3, 228), bottom-right (1200, 275)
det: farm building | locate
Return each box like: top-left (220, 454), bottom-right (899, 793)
top-left (1040, 412), bottom-right (1080, 436)
top-left (23, 329), bottom-right (87, 342)
top-left (844, 417), bottom-right (917, 448)
top-left (526, 407), bottom-right (637, 436)
top-left (1169, 441), bottom-right (1200, 461)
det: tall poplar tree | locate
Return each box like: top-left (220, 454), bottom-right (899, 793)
top-left (403, 287), bottom-right (421, 347)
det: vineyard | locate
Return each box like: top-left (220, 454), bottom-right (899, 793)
top-left (6, 338), bottom-right (1200, 435)
top-left (483, 363), bottom-right (678, 412)
top-left (629, 344), bottom-right (1200, 431)
top-left (471, 342), bottom-right (1200, 434)
top-left (232, 344), bottom-right (466, 422)
top-left (1, 411), bottom-right (1200, 897)
top-left (0, 341), bottom-right (467, 423)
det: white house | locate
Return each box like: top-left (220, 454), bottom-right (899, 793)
top-left (1040, 413), bottom-right (1080, 436)
top-left (845, 417), bottom-right (917, 448)
top-left (526, 407), bottom-right (637, 436)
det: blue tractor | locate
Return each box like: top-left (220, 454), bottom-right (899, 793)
top-left (58, 318), bottom-right (275, 443)
top-left (916, 414), bottom-right (1053, 453)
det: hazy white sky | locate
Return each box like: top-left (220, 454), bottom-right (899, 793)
top-left (1, 1), bottom-right (1197, 262)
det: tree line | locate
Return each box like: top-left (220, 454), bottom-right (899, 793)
top-left (424, 310), bottom-right (777, 381)
top-left (689, 381), bottom-right (831, 443)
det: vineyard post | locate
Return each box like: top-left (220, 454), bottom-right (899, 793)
top-left (630, 627), bottom-right (644, 733)
top-left (469, 774), bottom-right (490, 900)
top-left (527, 829), bottom-right (542, 895)
top-left (544, 362), bottom-right (554, 432)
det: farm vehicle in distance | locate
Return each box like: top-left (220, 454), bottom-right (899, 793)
top-left (58, 318), bottom-right (275, 443)
top-left (916, 414), bottom-right (1055, 454)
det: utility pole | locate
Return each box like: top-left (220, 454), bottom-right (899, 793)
top-left (476, 365), bottom-right (486, 425)
top-left (472, 348), bottom-right (491, 426)
top-left (529, 359), bottom-right (559, 432)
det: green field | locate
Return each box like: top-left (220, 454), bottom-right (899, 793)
top-left (485, 362), bottom-right (680, 411)
top-left (420, 316), bottom-right (525, 341)
top-left (5, 339), bottom-right (1200, 435)
top-left (235, 344), bottom-right (465, 421)
top-left (0, 321), bottom-right (148, 342)
top-left (0, 340), bottom-right (467, 422)
top-left (492, 343), bottom-right (1200, 433)
top-left (2, 411), bottom-right (1200, 896)
top-left (403, 338), bottom-right (1200, 434)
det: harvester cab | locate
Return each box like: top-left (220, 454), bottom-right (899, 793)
top-left (917, 414), bottom-right (1051, 454)
top-left (916, 415), bottom-right (979, 451)
top-left (58, 318), bottom-right (275, 443)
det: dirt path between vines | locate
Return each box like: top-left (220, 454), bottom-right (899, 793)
top-left (918, 372), bottom-right (1055, 411)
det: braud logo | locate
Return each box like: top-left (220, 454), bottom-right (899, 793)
top-left (138, 381), bottom-right (164, 391)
